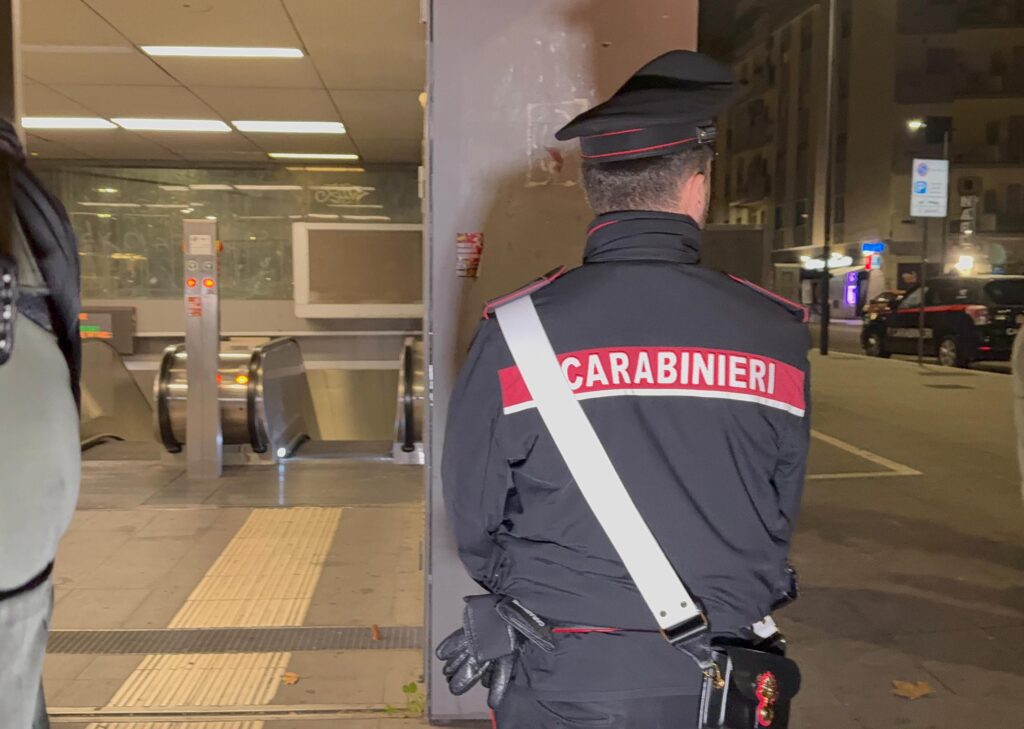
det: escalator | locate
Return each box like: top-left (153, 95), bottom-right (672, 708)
top-left (79, 339), bottom-right (161, 460)
top-left (152, 337), bottom-right (424, 463)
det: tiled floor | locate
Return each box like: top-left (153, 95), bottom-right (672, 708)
top-left (45, 459), bottom-right (425, 725)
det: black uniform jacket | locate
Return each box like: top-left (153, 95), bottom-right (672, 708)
top-left (442, 211), bottom-right (810, 700)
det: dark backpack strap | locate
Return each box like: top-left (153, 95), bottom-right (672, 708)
top-left (0, 121), bottom-right (81, 407)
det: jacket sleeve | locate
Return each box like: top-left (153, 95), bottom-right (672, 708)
top-left (773, 358), bottom-right (811, 539)
top-left (441, 320), bottom-right (510, 591)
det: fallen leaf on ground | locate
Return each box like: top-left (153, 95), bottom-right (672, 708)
top-left (891, 680), bottom-right (934, 700)
top-left (281, 672), bottom-right (300, 685)
top-left (372, 624), bottom-right (382, 641)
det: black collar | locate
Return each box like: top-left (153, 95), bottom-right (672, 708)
top-left (583, 211), bottom-right (702, 265)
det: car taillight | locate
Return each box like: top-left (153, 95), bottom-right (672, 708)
top-left (966, 305), bottom-right (990, 326)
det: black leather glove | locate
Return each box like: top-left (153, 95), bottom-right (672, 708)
top-left (435, 595), bottom-right (555, 709)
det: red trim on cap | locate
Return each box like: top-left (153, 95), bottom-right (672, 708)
top-left (583, 136), bottom-right (698, 160)
top-left (586, 127), bottom-right (645, 139)
top-left (587, 220), bottom-right (620, 238)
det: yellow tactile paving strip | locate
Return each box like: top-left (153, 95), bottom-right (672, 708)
top-left (86, 508), bottom-right (343, 729)
top-left (169, 508), bottom-right (343, 628)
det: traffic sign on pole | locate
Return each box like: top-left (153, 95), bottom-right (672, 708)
top-left (910, 158), bottom-right (949, 218)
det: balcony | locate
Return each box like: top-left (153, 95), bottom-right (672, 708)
top-left (732, 124), bottom-right (776, 153)
top-left (955, 144), bottom-right (1024, 165)
top-left (733, 175), bottom-right (773, 204)
top-left (898, 0), bottom-right (957, 34)
top-left (958, 0), bottom-right (1024, 28)
top-left (895, 71), bottom-right (956, 104)
top-left (958, 71), bottom-right (1024, 97)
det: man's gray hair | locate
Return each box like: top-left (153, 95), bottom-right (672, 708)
top-left (581, 145), bottom-right (713, 215)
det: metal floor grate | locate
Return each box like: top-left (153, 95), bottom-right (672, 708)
top-left (48, 625), bottom-right (423, 655)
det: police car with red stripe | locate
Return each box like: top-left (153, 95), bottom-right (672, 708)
top-left (861, 275), bottom-right (1024, 367)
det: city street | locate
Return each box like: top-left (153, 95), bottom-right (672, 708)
top-left (809, 320), bottom-right (1013, 374)
top-left (782, 351), bottom-right (1024, 728)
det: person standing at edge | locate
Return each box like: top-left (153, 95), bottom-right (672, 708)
top-left (438, 51), bottom-right (811, 728)
top-left (0, 121), bottom-right (82, 729)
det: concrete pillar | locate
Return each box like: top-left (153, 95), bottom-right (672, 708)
top-left (425, 1), bottom-right (698, 721)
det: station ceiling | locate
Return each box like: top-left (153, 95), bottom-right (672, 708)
top-left (19, 0), bottom-right (425, 164)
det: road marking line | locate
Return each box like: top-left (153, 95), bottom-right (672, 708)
top-left (811, 430), bottom-right (923, 478)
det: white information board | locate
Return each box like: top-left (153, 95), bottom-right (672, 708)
top-left (910, 158), bottom-right (949, 218)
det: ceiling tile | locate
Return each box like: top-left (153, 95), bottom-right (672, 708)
top-left (128, 131), bottom-right (262, 155)
top-left (285, 0), bottom-right (425, 90)
top-left (22, 84), bottom-right (96, 116)
top-left (150, 57), bottom-right (324, 89)
top-left (51, 84), bottom-right (215, 118)
top-left (25, 133), bottom-right (93, 159)
top-left (329, 90), bottom-right (422, 140)
top-left (21, 0), bottom-right (128, 45)
top-left (86, 0), bottom-right (301, 45)
top-left (30, 130), bottom-right (181, 160)
top-left (23, 51), bottom-right (177, 86)
top-left (355, 138), bottom-right (421, 164)
top-left (192, 87), bottom-right (338, 121)
top-left (242, 133), bottom-right (359, 156)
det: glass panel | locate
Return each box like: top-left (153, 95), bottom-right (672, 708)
top-left (985, 279), bottom-right (1024, 305)
top-left (32, 165), bottom-right (421, 300)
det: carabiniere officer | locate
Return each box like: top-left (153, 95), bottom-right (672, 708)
top-left (438, 50), bottom-right (810, 729)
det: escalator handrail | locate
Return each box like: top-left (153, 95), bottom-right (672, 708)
top-left (400, 340), bottom-right (416, 453)
top-left (154, 343), bottom-right (185, 453)
top-left (245, 337), bottom-right (304, 454)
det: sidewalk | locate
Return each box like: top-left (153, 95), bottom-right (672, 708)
top-left (44, 352), bottom-right (1023, 728)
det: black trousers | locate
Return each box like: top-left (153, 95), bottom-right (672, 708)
top-left (494, 686), bottom-right (700, 729)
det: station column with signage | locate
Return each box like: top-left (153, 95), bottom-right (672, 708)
top-left (183, 219), bottom-right (222, 479)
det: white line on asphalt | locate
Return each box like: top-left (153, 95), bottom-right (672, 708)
top-left (811, 429), bottom-right (923, 478)
top-left (807, 471), bottom-right (919, 481)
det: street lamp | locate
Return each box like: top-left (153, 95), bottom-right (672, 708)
top-left (907, 118), bottom-right (927, 133)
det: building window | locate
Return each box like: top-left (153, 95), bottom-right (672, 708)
top-left (987, 121), bottom-right (1001, 146)
top-left (795, 199), bottom-right (809, 227)
top-left (984, 189), bottom-right (999, 213)
top-left (926, 48), bottom-right (956, 75)
top-left (800, 15), bottom-right (813, 52)
top-left (834, 196), bottom-right (845, 224)
top-left (775, 206), bottom-right (784, 230)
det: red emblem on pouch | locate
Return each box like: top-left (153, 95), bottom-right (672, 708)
top-left (755, 671), bottom-right (779, 727)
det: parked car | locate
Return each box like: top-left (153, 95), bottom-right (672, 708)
top-left (861, 275), bottom-right (1024, 367)
top-left (863, 291), bottom-right (904, 318)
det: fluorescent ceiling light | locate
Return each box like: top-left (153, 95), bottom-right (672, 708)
top-left (113, 118), bottom-right (231, 132)
top-left (233, 121), bottom-right (345, 134)
top-left (236, 215), bottom-right (288, 220)
top-left (285, 166), bottom-right (365, 173)
top-left (23, 45), bottom-right (133, 54)
top-left (343, 215), bottom-right (392, 221)
top-left (307, 213), bottom-right (340, 219)
top-left (311, 185), bottom-right (376, 191)
top-left (335, 204), bottom-right (385, 209)
top-left (21, 117), bottom-right (115, 130)
top-left (96, 187), bottom-right (119, 193)
top-left (159, 185), bottom-right (189, 191)
top-left (145, 203), bottom-right (194, 208)
top-left (205, 215), bottom-right (217, 220)
top-left (189, 184), bottom-right (234, 191)
top-left (142, 46), bottom-right (303, 59)
top-left (77, 202), bottom-right (141, 208)
top-left (269, 152), bottom-right (359, 161)
top-left (234, 184), bottom-right (303, 191)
